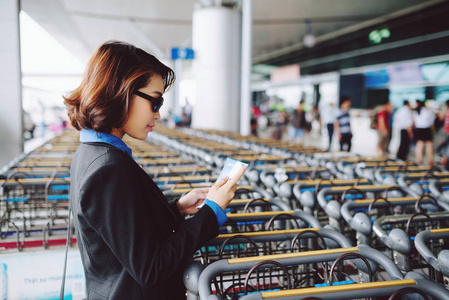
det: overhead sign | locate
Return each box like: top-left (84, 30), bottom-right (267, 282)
top-left (369, 28), bottom-right (390, 44)
top-left (171, 47), bottom-right (195, 60)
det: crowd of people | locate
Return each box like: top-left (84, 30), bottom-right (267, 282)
top-left (251, 96), bottom-right (449, 169)
top-left (370, 98), bottom-right (449, 167)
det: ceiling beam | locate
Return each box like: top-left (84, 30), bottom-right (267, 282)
top-left (71, 10), bottom-right (191, 25)
top-left (252, 0), bottom-right (446, 65)
top-left (299, 29), bottom-right (449, 70)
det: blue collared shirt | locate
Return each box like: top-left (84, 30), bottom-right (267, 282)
top-left (79, 129), bottom-right (227, 227)
top-left (80, 129), bottom-right (132, 157)
top-left (203, 199), bottom-right (228, 227)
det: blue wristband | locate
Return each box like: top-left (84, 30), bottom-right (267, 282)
top-left (204, 199), bottom-right (228, 227)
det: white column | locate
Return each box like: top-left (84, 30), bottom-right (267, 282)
top-left (240, 0), bottom-right (252, 136)
top-left (0, 0), bottom-right (23, 169)
top-left (191, 6), bottom-right (242, 132)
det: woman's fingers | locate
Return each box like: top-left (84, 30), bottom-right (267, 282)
top-left (214, 176), bottom-right (229, 189)
top-left (226, 165), bottom-right (247, 186)
top-left (194, 187), bottom-right (210, 197)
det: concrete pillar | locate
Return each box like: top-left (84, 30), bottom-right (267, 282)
top-left (191, 5), bottom-right (242, 132)
top-left (240, 0), bottom-right (252, 136)
top-left (0, 0), bottom-right (23, 169)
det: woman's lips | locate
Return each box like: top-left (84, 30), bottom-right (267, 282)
top-left (147, 125), bottom-right (153, 131)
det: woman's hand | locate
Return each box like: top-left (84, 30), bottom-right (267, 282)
top-left (177, 188), bottom-right (210, 215)
top-left (206, 165), bottom-right (247, 210)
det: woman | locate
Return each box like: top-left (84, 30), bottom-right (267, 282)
top-left (413, 100), bottom-right (435, 165)
top-left (64, 41), bottom-right (246, 299)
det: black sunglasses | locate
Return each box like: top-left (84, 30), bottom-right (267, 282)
top-left (134, 90), bottom-right (164, 113)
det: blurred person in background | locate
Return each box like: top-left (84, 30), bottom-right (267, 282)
top-left (436, 100), bottom-right (449, 168)
top-left (320, 102), bottom-right (338, 151)
top-left (335, 97), bottom-right (352, 152)
top-left (308, 104), bottom-right (321, 138)
top-left (437, 100), bottom-right (449, 148)
top-left (413, 100), bottom-right (436, 165)
top-left (288, 100), bottom-right (308, 144)
top-left (250, 117), bottom-right (258, 137)
top-left (376, 98), bottom-right (393, 156)
top-left (23, 110), bottom-right (36, 139)
top-left (394, 100), bottom-right (413, 161)
top-left (272, 108), bottom-right (288, 140)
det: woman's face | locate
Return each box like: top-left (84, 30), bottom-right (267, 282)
top-left (115, 74), bottom-right (164, 140)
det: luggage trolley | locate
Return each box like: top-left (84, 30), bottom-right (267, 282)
top-left (162, 184), bottom-right (252, 202)
top-left (352, 159), bottom-right (414, 183)
top-left (414, 228), bottom-right (449, 289)
top-left (146, 165), bottom-right (214, 178)
top-left (317, 185), bottom-right (410, 231)
top-left (225, 189), bottom-right (291, 215)
top-left (2, 166), bottom-right (71, 178)
top-left (222, 208), bottom-right (322, 235)
top-left (373, 212), bottom-right (449, 273)
top-left (396, 170), bottom-right (449, 197)
top-left (154, 174), bottom-right (218, 186)
top-left (41, 172), bottom-right (72, 249)
top-left (184, 228), bottom-right (353, 299)
top-left (197, 244), bottom-right (425, 300)
top-left (0, 170), bottom-right (71, 250)
top-left (429, 178), bottom-right (449, 203)
top-left (333, 157), bottom-right (396, 181)
top-left (0, 176), bottom-right (28, 251)
top-left (373, 165), bottom-right (434, 185)
top-left (348, 160), bottom-right (414, 184)
top-left (341, 195), bottom-right (449, 246)
top-left (286, 179), bottom-right (372, 215)
top-left (247, 166), bottom-right (332, 198)
top-left (157, 176), bottom-right (215, 192)
top-left (237, 278), bottom-right (449, 300)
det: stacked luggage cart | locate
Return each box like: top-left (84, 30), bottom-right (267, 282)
top-left (1, 125), bottom-right (449, 299)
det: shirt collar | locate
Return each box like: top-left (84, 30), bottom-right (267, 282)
top-left (80, 129), bottom-right (132, 158)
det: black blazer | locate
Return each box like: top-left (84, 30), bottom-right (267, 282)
top-left (69, 142), bottom-right (219, 299)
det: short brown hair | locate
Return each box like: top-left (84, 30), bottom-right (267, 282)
top-left (64, 41), bottom-right (175, 133)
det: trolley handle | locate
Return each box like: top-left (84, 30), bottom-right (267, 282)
top-left (314, 179), bottom-right (323, 196)
top-left (340, 188), bottom-right (365, 203)
top-left (405, 212), bottom-right (433, 235)
top-left (290, 229), bottom-right (328, 252)
top-left (242, 260), bottom-right (291, 295)
top-left (242, 198), bottom-right (271, 213)
top-left (266, 213), bottom-right (300, 231)
top-left (383, 186), bottom-right (405, 199)
top-left (415, 229), bottom-right (449, 272)
top-left (393, 164), bottom-right (408, 178)
top-left (368, 197), bottom-right (393, 218)
top-left (415, 194), bottom-right (440, 213)
top-left (291, 230), bottom-right (330, 283)
top-left (328, 252), bottom-right (373, 286)
top-left (218, 234), bottom-right (259, 259)
top-left (388, 286), bottom-right (430, 300)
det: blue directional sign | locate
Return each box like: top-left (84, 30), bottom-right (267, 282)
top-left (171, 47), bottom-right (195, 60)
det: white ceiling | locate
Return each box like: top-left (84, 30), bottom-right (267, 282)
top-left (22, 0), bottom-right (443, 67)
